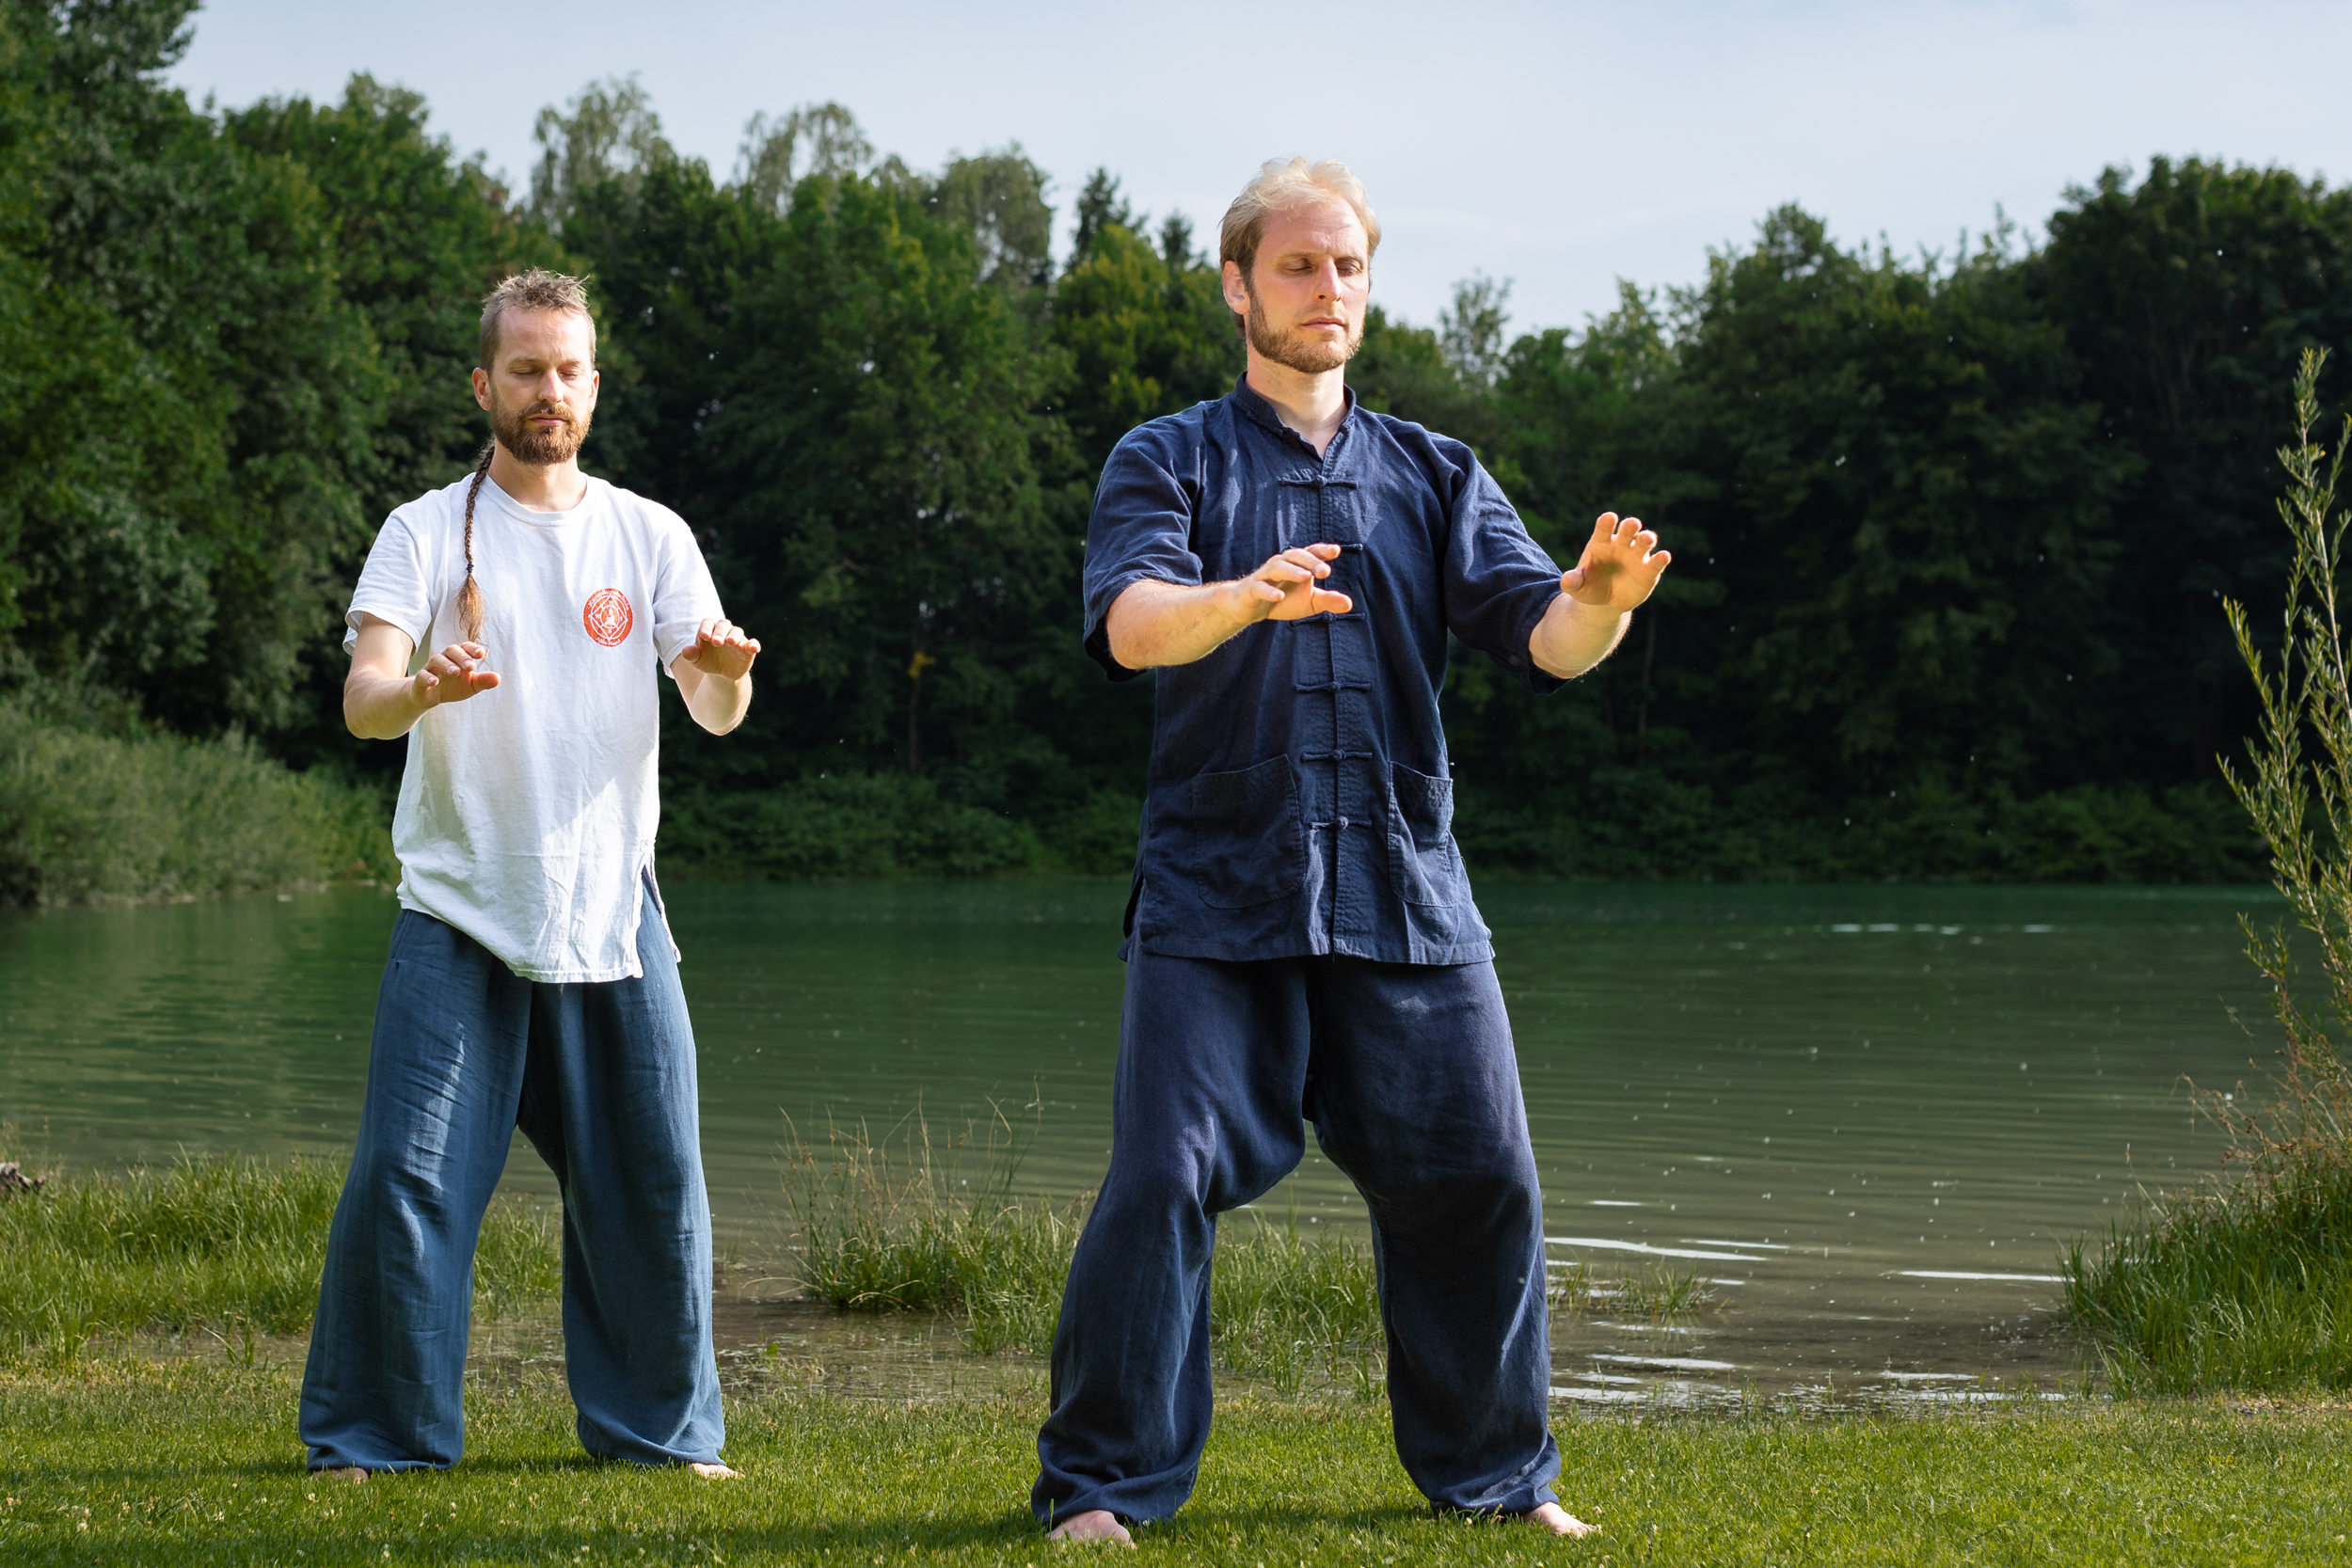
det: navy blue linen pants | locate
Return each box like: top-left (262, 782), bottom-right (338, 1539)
top-left (299, 877), bottom-right (724, 1471)
top-left (1033, 950), bottom-right (1560, 1525)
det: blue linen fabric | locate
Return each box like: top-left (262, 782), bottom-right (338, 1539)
top-left (1032, 950), bottom-right (1560, 1525)
top-left (1082, 377), bottom-right (1567, 965)
top-left (299, 874), bottom-right (723, 1471)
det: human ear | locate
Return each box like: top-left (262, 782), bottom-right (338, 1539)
top-left (1221, 259), bottom-right (1250, 314)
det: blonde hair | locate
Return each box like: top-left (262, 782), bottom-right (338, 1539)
top-left (1216, 157), bottom-right (1381, 281)
top-left (477, 268), bottom-right (595, 376)
top-left (459, 270), bottom-right (596, 642)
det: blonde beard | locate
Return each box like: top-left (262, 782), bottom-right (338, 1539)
top-left (489, 387), bottom-right (592, 466)
top-left (1244, 284), bottom-right (1361, 374)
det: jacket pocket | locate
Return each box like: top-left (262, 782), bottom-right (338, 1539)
top-left (1388, 763), bottom-right (1469, 907)
top-left (1172, 756), bottom-right (1305, 911)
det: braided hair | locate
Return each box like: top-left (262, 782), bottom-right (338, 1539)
top-left (457, 438), bottom-right (495, 643)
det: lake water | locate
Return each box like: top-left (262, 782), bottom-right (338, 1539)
top-left (0, 879), bottom-right (2280, 1404)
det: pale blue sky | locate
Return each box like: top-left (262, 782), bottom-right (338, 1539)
top-left (170, 0), bottom-right (2350, 334)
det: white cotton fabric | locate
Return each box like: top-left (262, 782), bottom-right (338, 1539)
top-left (343, 473), bottom-right (723, 983)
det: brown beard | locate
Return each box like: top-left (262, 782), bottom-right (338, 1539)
top-left (489, 388), bottom-right (592, 466)
top-left (1243, 280), bottom-right (1362, 373)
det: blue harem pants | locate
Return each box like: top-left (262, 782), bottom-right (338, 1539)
top-left (299, 876), bottom-right (724, 1471)
top-left (1032, 950), bottom-right (1559, 1525)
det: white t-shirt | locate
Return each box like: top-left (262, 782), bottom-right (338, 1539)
top-left (343, 472), bottom-right (723, 984)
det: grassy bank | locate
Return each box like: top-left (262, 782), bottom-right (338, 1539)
top-left (2064, 1141), bottom-right (2352, 1395)
top-left (0, 701), bottom-right (393, 905)
top-left (658, 779), bottom-right (1146, 880)
top-left (785, 1117), bottom-right (1709, 1392)
top-left (0, 1154), bottom-right (559, 1367)
top-left (656, 772), bottom-right (2268, 886)
top-left (7, 1360), bottom-right (2352, 1564)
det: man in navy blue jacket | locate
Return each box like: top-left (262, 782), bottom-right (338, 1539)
top-left (1034, 158), bottom-right (1671, 1544)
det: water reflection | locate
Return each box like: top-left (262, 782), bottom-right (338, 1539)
top-left (0, 879), bottom-right (2279, 1401)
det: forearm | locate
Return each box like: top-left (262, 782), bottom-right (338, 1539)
top-left (343, 669), bottom-right (429, 740)
top-left (1106, 578), bottom-right (1261, 670)
top-left (684, 669), bottom-right (752, 734)
top-left (1530, 593), bottom-right (1632, 679)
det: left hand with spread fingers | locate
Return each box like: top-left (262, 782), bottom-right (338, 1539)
top-left (1561, 511), bottom-right (1672, 612)
top-left (680, 617), bottom-right (760, 681)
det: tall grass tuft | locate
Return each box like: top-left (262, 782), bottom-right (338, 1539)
top-left (781, 1108), bottom-right (1083, 1357)
top-left (0, 1152), bottom-right (561, 1366)
top-left (1551, 1257), bottom-right (1717, 1320)
top-left (782, 1111), bottom-right (1388, 1390)
top-left (2065, 347), bottom-right (2352, 1393)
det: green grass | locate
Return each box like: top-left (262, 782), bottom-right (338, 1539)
top-left (2063, 1136), bottom-right (2352, 1396)
top-left (1551, 1260), bottom-right (1717, 1322)
top-left (784, 1117), bottom-right (1382, 1388)
top-left (7, 1359), bottom-right (2352, 1564)
top-left (784, 1119), bottom-right (1703, 1396)
top-left (0, 698), bottom-right (393, 904)
top-left (0, 1154), bottom-right (561, 1366)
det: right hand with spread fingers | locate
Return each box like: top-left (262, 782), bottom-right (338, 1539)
top-left (413, 641), bottom-right (501, 710)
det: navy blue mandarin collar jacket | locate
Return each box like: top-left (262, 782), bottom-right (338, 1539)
top-left (1084, 377), bottom-right (1568, 966)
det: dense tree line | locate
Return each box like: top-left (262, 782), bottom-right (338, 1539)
top-left (7, 0), bottom-right (2345, 881)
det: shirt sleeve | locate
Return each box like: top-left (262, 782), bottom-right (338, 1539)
top-left (1081, 429), bottom-right (1205, 682)
top-left (343, 509), bottom-right (433, 656)
top-left (1442, 451), bottom-right (1569, 695)
top-left (648, 505), bottom-right (725, 673)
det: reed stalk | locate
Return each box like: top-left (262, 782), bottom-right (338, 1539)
top-left (2064, 347), bottom-right (2352, 1392)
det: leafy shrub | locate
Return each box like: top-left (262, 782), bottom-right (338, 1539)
top-left (0, 700), bottom-right (392, 905)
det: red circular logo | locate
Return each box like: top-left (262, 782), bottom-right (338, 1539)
top-left (582, 588), bottom-right (633, 647)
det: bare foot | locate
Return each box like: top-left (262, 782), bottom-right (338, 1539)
top-left (1525, 1502), bottom-right (1597, 1537)
top-left (312, 1466), bottom-right (368, 1483)
top-left (688, 1462), bottom-right (741, 1480)
top-left (1046, 1509), bottom-right (1135, 1545)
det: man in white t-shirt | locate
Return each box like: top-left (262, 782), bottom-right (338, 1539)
top-left (300, 270), bottom-right (757, 1481)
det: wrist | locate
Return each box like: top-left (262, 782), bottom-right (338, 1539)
top-left (1221, 580), bottom-right (1268, 629)
top-left (1561, 591), bottom-right (1622, 620)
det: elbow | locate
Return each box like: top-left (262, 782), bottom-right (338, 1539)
top-left (1542, 655), bottom-right (1597, 682)
top-left (1528, 643), bottom-right (1588, 682)
top-left (1102, 610), bottom-right (1141, 673)
top-left (1105, 632), bottom-right (1149, 673)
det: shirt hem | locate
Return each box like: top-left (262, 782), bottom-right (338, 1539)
top-left (394, 873), bottom-right (653, 987)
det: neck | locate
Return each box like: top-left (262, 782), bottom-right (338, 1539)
top-left (487, 444), bottom-right (590, 512)
top-left (1244, 354), bottom-right (1349, 455)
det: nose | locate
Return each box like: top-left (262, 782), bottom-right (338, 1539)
top-left (534, 369), bottom-right (567, 404)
